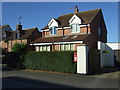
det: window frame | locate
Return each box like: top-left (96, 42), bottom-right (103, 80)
top-left (50, 26), bottom-right (57, 35)
top-left (71, 24), bottom-right (80, 33)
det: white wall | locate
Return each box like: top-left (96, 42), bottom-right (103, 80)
top-left (77, 45), bottom-right (89, 74)
top-left (48, 18), bottom-right (58, 28)
top-left (98, 41), bottom-right (114, 67)
top-left (106, 43), bottom-right (120, 50)
top-left (69, 14), bottom-right (82, 25)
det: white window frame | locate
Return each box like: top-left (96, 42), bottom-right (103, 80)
top-left (36, 46), bottom-right (39, 52)
top-left (50, 27), bottom-right (57, 35)
top-left (60, 44), bottom-right (75, 51)
top-left (71, 24), bottom-right (80, 33)
top-left (70, 44), bottom-right (74, 51)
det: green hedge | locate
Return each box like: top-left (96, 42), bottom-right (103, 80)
top-left (6, 52), bottom-right (25, 69)
top-left (6, 51), bottom-right (77, 73)
top-left (23, 51), bottom-right (77, 73)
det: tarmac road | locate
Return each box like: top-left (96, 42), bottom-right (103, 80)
top-left (1, 64), bottom-right (120, 89)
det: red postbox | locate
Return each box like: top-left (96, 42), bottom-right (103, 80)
top-left (74, 52), bottom-right (77, 62)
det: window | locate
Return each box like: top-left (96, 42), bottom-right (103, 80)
top-left (71, 24), bottom-right (80, 33)
top-left (3, 34), bottom-right (6, 40)
top-left (16, 31), bottom-right (20, 39)
top-left (98, 27), bottom-right (101, 36)
top-left (43, 46), bottom-right (47, 51)
top-left (70, 44), bottom-right (74, 51)
top-left (39, 46), bottom-right (43, 51)
top-left (36, 46), bottom-right (39, 51)
top-left (60, 44), bottom-right (64, 51)
top-left (39, 46), bottom-right (51, 51)
top-left (46, 46), bottom-right (50, 51)
top-left (60, 44), bottom-right (74, 51)
top-left (71, 35), bottom-right (78, 39)
top-left (65, 44), bottom-right (70, 51)
top-left (50, 27), bottom-right (56, 34)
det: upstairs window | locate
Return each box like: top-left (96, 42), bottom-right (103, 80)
top-left (98, 27), bottom-right (101, 40)
top-left (16, 31), bottom-right (20, 39)
top-left (98, 27), bottom-right (101, 36)
top-left (50, 27), bottom-right (56, 35)
top-left (71, 24), bottom-right (80, 33)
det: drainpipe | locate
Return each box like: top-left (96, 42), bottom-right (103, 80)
top-left (62, 27), bottom-right (64, 36)
top-left (86, 24), bottom-right (88, 34)
top-left (42, 30), bottom-right (45, 38)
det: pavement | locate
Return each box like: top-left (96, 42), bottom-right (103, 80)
top-left (1, 64), bottom-right (120, 89)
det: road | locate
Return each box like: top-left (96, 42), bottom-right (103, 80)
top-left (1, 64), bottom-right (120, 89)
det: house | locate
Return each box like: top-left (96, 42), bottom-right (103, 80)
top-left (2, 24), bottom-right (42, 52)
top-left (0, 25), bottom-right (13, 41)
top-left (0, 25), bottom-right (13, 53)
top-left (31, 6), bottom-right (107, 52)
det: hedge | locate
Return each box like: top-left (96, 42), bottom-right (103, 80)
top-left (6, 52), bottom-right (25, 69)
top-left (6, 51), bottom-right (77, 73)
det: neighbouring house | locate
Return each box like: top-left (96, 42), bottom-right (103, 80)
top-left (0, 25), bottom-right (13, 53)
top-left (31, 6), bottom-right (107, 52)
top-left (0, 25), bottom-right (13, 41)
top-left (2, 24), bottom-right (42, 52)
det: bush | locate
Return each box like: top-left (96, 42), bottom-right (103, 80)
top-left (12, 43), bottom-right (27, 53)
top-left (6, 51), bottom-right (77, 73)
top-left (23, 51), bottom-right (77, 73)
top-left (6, 52), bottom-right (25, 69)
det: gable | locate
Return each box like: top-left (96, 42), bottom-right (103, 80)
top-left (48, 18), bottom-right (58, 28)
top-left (69, 14), bottom-right (82, 25)
top-left (42, 9), bottom-right (101, 30)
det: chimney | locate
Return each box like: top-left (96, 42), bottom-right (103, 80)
top-left (16, 24), bottom-right (22, 31)
top-left (74, 6), bottom-right (79, 14)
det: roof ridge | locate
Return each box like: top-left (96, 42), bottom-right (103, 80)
top-left (23, 27), bottom-right (37, 31)
top-left (78, 8), bottom-right (101, 13)
top-left (57, 8), bottom-right (101, 18)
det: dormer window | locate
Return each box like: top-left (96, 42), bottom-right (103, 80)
top-left (50, 27), bottom-right (56, 35)
top-left (16, 31), bottom-right (20, 39)
top-left (71, 24), bottom-right (80, 33)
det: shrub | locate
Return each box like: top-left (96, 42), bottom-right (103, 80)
top-left (6, 51), bottom-right (77, 73)
top-left (6, 52), bottom-right (25, 69)
top-left (23, 51), bottom-right (77, 73)
top-left (12, 43), bottom-right (27, 53)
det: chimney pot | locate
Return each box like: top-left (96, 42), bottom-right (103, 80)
top-left (74, 6), bottom-right (79, 14)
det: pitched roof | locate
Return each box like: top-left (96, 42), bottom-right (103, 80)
top-left (42, 9), bottom-right (101, 30)
top-left (31, 34), bottom-right (89, 44)
top-left (0, 25), bottom-right (12, 31)
top-left (6, 31), bottom-right (16, 40)
top-left (20, 28), bottom-right (37, 39)
top-left (6, 27), bottom-right (37, 40)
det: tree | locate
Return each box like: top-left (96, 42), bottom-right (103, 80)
top-left (12, 43), bottom-right (27, 52)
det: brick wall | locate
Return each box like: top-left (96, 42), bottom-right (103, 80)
top-left (57, 29), bottom-right (63, 35)
top-left (8, 39), bottom-right (27, 52)
top-left (83, 10), bottom-right (107, 49)
top-left (88, 48), bottom-right (100, 73)
top-left (43, 26), bottom-right (90, 37)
